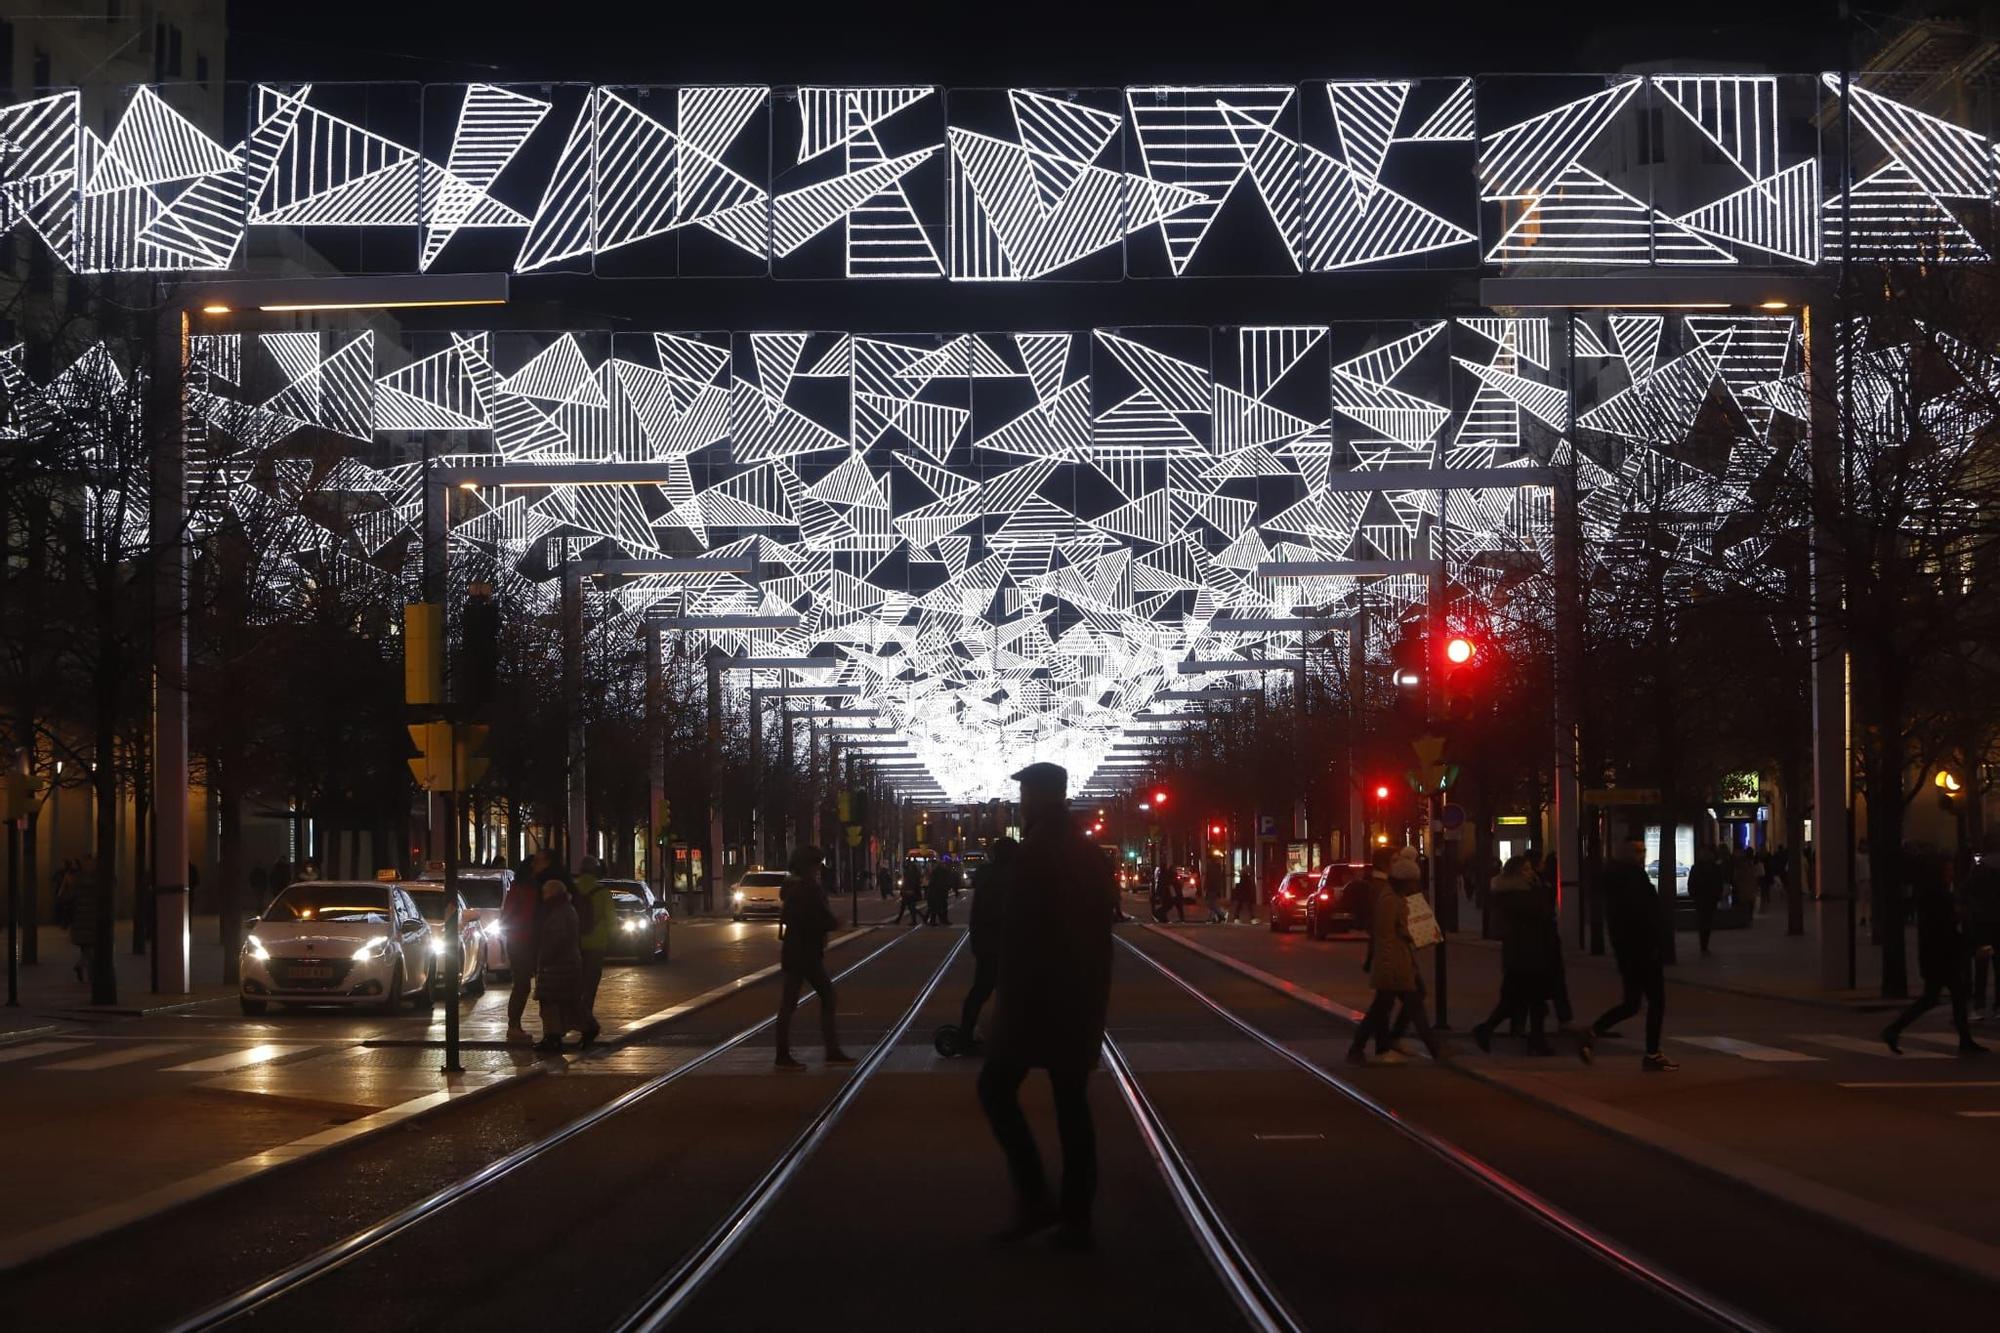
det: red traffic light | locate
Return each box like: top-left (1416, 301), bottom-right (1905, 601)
top-left (1209, 822), bottom-right (1224, 837)
top-left (1374, 784), bottom-right (1390, 801)
top-left (1445, 635), bottom-right (1477, 665)
top-left (1152, 788), bottom-right (1168, 807)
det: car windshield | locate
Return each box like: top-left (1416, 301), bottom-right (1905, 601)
top-left (452, 879), bottom-right (506, 909)
top-left (404, 889), bottom-right (456, 923)
top-left (611, 890), bottom-right (648, 910)
top-left (265, 885), bottom-right (390, 924)
top-left (739, 872), bottom-right (786, 888)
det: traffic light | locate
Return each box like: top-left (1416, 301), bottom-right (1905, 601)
top-left (1391, 626), bottom-right (1424, 721)
top-left (404, 602), bottom-right (442, 707)
top-left (1444, 636), bottom-right (1476, 666)
top-left (1374, 783), bottom-right (1390, 802)
top-left (1208, 822), bottom-right (1224, 839)
top-left (1152, 788), bottom-right (1168, 808)
top-left (1438, 631), bottom-right (1484, 719)
top-left (408, 722), bottom-right (490, 793)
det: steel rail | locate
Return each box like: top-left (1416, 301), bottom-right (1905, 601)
top-left (168, 928), bottom-right (915, 1332)
top-left (1117, 934), bottom-right (1779, 1333)
top-left (1102, 1033), bottom-right (1307, 1333)
top-left (615, 933), bottom-right (968, 1332)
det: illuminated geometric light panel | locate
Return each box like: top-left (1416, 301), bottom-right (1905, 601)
top-left (1480, 75), bottom-right (1824, 267)
top-left (74, 321), bottom-right (1566, 797)
top-left (6, 77), bottom-right (1987, 277)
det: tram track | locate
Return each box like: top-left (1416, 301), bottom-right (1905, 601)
top-left (159, 926), bottom-right (943, 1332)
top-left (1110, 932), bottom-right (1777, 1333)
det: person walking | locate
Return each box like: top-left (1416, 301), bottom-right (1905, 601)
top-left (879, 863), bottom-right (896, 901)
top-left (1473, 855), bottom-right (1556, 1054)
top-left (1201, 854), bottom-right (1227, 923)
top-left (926, 859), bottom-right (958, 926)
top-left (1347, 847), bottom-right (1443, 1066)
top-left (1882, 852), bottom-right (1986, 1055)
top-left (979, 762), bottom-right (1115, 1250)
top-left (959, 836), bottom-right (1016, 1043)
top-left (1730, 849), bottom-right (1760, 922)
top-left (532, 873), bottom-right (582, 1055)
top-left (1591, 839), bottom-right (1678, 1071)
top-left (774, 846), bottom-right (852, 1070)
top-left (1688, 848), bottom-right (1725, 957)
top-left (896, 862), bottom-right (927, 926)
top-left (60, 862), bottom-right (96, 984)
top-left (1963, 838), bottom-right (2000, 1021)
top-left (573, 857), bottom-right (611, 1048)
top-left (501, 859), bottom-right (548, 1043)
top-left (1230, 865), bottom-right (1256, 924)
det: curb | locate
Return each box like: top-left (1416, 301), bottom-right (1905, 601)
top-left (1453, 935), bottom-right (1898, 1014)
top-left (1137, 923), bottom-right (2000, 1291)
top-left (0, 924), bottom-right (885, 1275)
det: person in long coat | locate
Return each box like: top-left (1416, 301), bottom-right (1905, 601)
top-left (1474, 855), bottom-right (1555, 1053)
top-left (1346, 847), bottom-right (1441, 1064)
top-left (959, 836), bottom-right (1016, 1042)
top-left (1883, 852), bottom-right (1986, 1055)
top-left (774, 846), bottom-right (852, 1069)
top-left (979, 763), bottom-right (1115, 1250)
top-left (532, 875), bottom-right (582, 1054)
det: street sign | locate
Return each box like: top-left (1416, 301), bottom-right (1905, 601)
top-left (1412, 734), bottom-right (1448, 768)
top-left (1257, 813), bottom-right (1277, 838)
top-left (1581, 787), bottom-right (1662, 805)
top-left (845, 824), bottom-right (862, 848)
top-left (1440, 803), bottom-right (1465, 831)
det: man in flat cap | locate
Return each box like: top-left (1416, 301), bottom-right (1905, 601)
top-left (979, 760), bottom-right (1117, 1250)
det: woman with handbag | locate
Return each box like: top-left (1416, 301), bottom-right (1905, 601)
top-left (1347, 847), bottom-right (1443, 1066)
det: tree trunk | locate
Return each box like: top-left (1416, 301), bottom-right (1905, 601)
top-left (92, 675), bottom-right (118, 1006)
top-left (1864, 725), bottom-right (1908, 998)
top-left (131, 753), bottom-right (149, 955)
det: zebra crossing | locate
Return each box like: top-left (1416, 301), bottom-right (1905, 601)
top-left (1666, 1030), bottom-right (1982, 1063)
top-left (0, 1035), bottom-right (330, 1076)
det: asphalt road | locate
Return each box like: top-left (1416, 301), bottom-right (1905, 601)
top-left (10, 918), bottom-right (1997, 1331)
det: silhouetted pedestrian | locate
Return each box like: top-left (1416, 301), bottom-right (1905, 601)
top-left (1591, 839), bottom-right (1677, 1071)
top-left (502, 856), bottom-right (550, 1043)
top-left (895, 863), bottom-right (926, 926)
top-left (960, 837), bottom-right (1016, 1041)
top-left (926, 860), bottom-right (958, 926)
top-left (980, 762), bottom-right (1114, 1250)
top-left (1230, 866), bottom-right (1256, 923)
top-left (1474, 855), bottom-right (1555, 1054)
top-left (1883, 852), bottom-right (1986, 1056)
top-left (573, 857), bottom-right (610, 1048)
top-left (1201, 855), bottom-right (1227, 923)
top-left (1347, 847), bottom-right (1442, 1065)
top-left (1688, 849), bottom-right (1724, 956)
top-left (774, 846), bottom-right (851, 1070)
top-left (533, 874), bottom-right (581, 1054)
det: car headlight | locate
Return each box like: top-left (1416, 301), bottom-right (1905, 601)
top-left (244, 933), bottom-right (269, 961)
top-left (622, 919), bottom-right (644, 932)
top-left (483, 924), bottom-right (502, 942)
top-left (732, 890), bottom-right (745, 902)
top-left (429, 935), bottom-right (446, 954)
top-left (352, 937), bottom-right (389, 961)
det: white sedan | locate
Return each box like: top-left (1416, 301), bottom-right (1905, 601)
top-left (240, 881), bottom-right (438, 1015)
top-left (729, 869), bottom-right (787, 921)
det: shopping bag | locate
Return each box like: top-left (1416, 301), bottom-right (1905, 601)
top-left (1405, 893), bottom-right (1442, 949)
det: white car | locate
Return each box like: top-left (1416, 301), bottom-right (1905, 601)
top-left (422, 869), bottom-right (514, 975)
top-left (730, 869), bottom-right (787, 921)
top-left (240, 881), bottom-right (438, 1015)
top-left (402, 883), bottom-right (487, 997)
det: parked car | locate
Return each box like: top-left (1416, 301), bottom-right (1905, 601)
top-left (1304, 862), bottom-right (1371, 939)
top-left (1268, 870), bottom-right (1320, 933)
top-left (730, 868), bottom-right (787, 921)
top-left (602, 879), bottom-right (672, 962)
top-left (401, 882), bottom-right (486, 996)
top-left (240, 881), bottom-right (437, 1015)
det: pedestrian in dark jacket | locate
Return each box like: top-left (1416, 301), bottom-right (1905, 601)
top-left (533, 874), bottom-right (582, 1054)
top-left (1474, 856), bottom-right (1556, 1054)
top-left (1687, 849), bottom-right (1724, 955)
top-left (774, 846), bottom-right (852, 1070)
top-left (895, 863), bottom-right (927, 926)
top-left (1591, 840), bottom-right (1677, 1070)
top-left (1230, 866), bottom-right (1256, 923)
top-left (501, 867), bottom-right (544, 1043)
top-left (62, 861), bottom-right (98, 984)
top-left (980, 763), bottom-right (1114, 1250)
top-left (1964, 842), bottom-right (2000, 1020)
top-left (1883, 852), bottom-right (1986, 1055)
top-left (926, 860), bottom-right (958, 926)
top-left (959, 837), bottom-right (1016, 1041)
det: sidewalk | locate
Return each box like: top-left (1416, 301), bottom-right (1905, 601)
top-left (4, 918), bottom-right (238, 1028)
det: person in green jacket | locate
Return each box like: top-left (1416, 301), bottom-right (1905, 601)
top-left (574, 857), bottom-right (612, 1047)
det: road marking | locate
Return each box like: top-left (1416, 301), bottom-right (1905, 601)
top-left (1794, 1033), bottom-right (1946, 1059)
top-left (0, 1041), bottom-right (89, 1064)
top-left (1252, 1132), bottom-right (1325, 1142)
top-left (1673, 1036), bottom-right (1824, 1062)
top-left (1905, 1032), bottom-right (1981, 1050)
top-left (49, 1043), bottom-right (193, 1070)
top-left (164, 1044), bottom-right (304, 1073)
top-left (1838, 1080), bottom-right (2000, 1090)
top-left (1958, 1111), bottom-right (2000, 1118)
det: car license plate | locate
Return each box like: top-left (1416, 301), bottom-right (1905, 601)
top-left (289, 962), bottom-right (332, 978)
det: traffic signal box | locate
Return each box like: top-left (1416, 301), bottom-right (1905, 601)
top-left (404, 603), bottom-right (443, 707)
top-left (408, 722), bottom-right (489, 793)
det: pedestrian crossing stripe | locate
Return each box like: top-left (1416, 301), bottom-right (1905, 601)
top-left (1793, 1033), bottom-right (1946, 1059)
top-left (163, 1043), bottom-right (305, 1073)
top-left (0, 1041), bottom-right (88, 1064)
top-left (48, 1043), bottom-right (194, 1070)
top-left (1672, 1036), bottom-right (1824, 1062)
